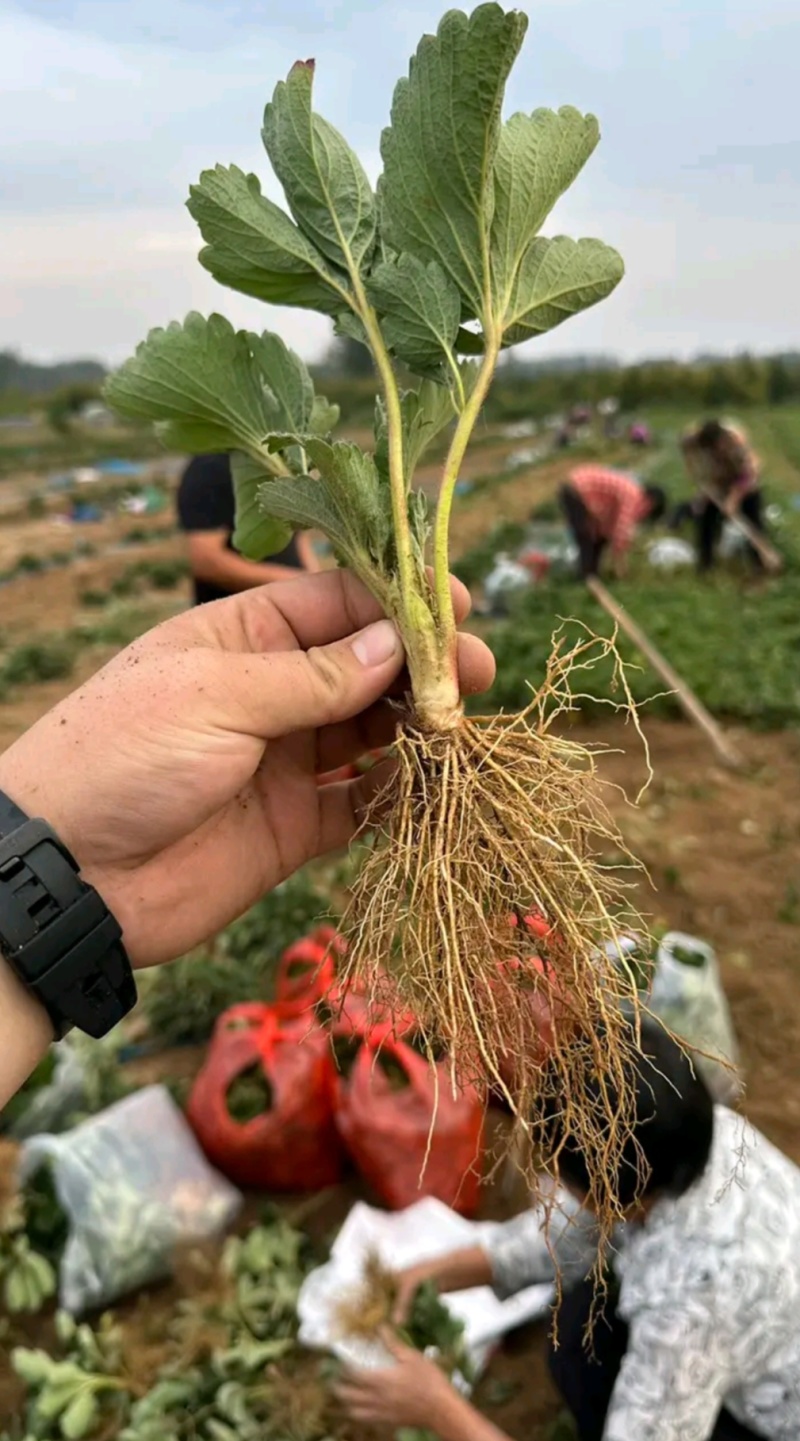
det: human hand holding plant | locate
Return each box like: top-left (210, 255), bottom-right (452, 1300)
top-left (336, 1329), bottom-right (464, 1433)
top-left (0, 571), bottom-right (490, 971)
top-left (105, 3), bottom-right (649, 1227)
top-left (336, 1329), bottom-right (510, 1441)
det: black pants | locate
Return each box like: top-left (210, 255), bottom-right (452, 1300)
top-left (548, 1279), bottom-right (759, 1441)
top-left (697, 490), bottom-right (765, 572)
top-left (559, 484), bottom-right (605, 579)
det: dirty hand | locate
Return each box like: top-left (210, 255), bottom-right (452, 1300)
top-left (0, 571), bottom-right (494, 970)
top-left (336, 1331), bottom-right (459, 1431)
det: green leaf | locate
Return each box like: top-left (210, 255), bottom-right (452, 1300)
top-left (263, 60), bottom-right (376, 273)
top-left (261, 435), bottom-right (394, 581)
top-left (187, 164), bottom-right (350, 315)
top-left (231, 453), bottom-right (292, 560)
top-left (380, 4), bottom-right (527, 316)
top-left (309, 392), bottom-right (340, 435)
top-left (375, 378), bottom-right (459, 482)
top-left (303, 439), bottom-right (392, 561)
top-left (104, 313), bottom-right (277, 455)
top-left (248, 330), bottom-right (315, 432)
top-left (254, 475), bottom-right (351, 556)
top-left (60, 1390), bottom-right (99, 1441)
top-left (11, 1348), bottom-right (54, 1386)
top-left (502, 235), bottom-right (624, 347)
top-left (206, 1423), bottom-right (239, 1441)
top-left (368, 255), bottom-right (461, 375)
top-left (36, 1376), bottom-right (84, 1422)
top-left (333, 310), bottom-right (371, 349)
top-left (491, 107), bottom-right (600, 305)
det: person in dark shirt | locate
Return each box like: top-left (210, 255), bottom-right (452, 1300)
top-left (177, 452), bottom-right (318, 604)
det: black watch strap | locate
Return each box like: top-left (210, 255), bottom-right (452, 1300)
top-left (0, 790), bottom-right (137, 1039)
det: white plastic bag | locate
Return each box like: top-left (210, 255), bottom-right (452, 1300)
top-left (9, 1041), bottom-right (87, 1140)
top-left (297, 1196), bottom-right (553, 1378)
top-left (484, 554), bottom-right (530, 610)
top-left (19, 1085), bottom-right (242, 1314)
top-left (648, 931), bottom-right (742, 1104)
top-left (647, 538), bottom-right (695, 570)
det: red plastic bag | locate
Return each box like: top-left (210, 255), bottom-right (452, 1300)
top-left (186, 1003), bottom-right (344, 1191)
top-left (334, 1035), bottom-right (484, 1216)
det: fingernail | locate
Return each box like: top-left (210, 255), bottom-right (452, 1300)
top-left (351, 619), bottom-right (402, 668)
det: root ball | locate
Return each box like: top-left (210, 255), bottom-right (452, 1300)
top-left (341, 632), bottom-right (653, 1235)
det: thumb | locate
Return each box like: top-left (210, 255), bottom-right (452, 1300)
top-left (378, 1325), bottom-right (414, 1362)
top-left (225, 618), bottom-right (405, 740)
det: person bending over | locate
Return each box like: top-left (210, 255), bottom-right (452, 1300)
top-left (338, 1019), bottom-right (800, 1441)
top-left (177, 451), bottom-right (319, 604)
top-left (681, 419), bottom-right (766, 572)
top-left (559, 466), bottom-right (665, 580)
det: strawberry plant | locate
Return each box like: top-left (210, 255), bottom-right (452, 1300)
top-left (106, 5), bottom-right (648, 1222)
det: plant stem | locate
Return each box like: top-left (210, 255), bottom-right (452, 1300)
top-left (356, 299), bottom-right (416, 604)
top-left (350, 281), bottom-right (460, 727)
top-left (433, 335), bottom-right (502, 640)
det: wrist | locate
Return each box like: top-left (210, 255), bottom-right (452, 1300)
top-left (428, 1385), bottom-right (480, 1441)
top-left (0, 953), bottom-right (54, 1108)
top-left (0, 779), bottom-right (137, 1039)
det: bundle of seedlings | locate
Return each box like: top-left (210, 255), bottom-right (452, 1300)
top-left (106, 3), bottom-right (652, 1230)
top-left (335, 1251), bottom-right (472, 1382)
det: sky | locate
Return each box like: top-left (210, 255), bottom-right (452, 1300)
top-left (1, 0), bottom-right (798, 368)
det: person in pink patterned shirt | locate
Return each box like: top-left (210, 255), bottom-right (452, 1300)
top-left (559, 466), bottom-right (666, 580)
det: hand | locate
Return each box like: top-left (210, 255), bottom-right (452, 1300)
top-left (0, 570), bottom-right (493, 970)
top-left (336, 1330), bottom-right (460, 1432)
top-left (392, 1263), bottom-right (437, 1325)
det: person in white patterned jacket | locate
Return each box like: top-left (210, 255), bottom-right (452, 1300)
top-left (337, 1019), bottom-right (800, 1441)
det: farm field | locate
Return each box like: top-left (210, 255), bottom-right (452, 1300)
top-left (1, 403), bottom-right (800, 1438)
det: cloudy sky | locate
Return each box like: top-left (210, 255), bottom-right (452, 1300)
top-left (2, 0), bottom-right (798, 368)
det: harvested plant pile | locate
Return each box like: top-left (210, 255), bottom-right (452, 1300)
top-left (106, 3), bottom-right (651, 1228)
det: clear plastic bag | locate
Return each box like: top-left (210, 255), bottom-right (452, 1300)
top-left (8, 1041), bottom-right (87, 1140)
top-left (648, 931), bottom-right (742, 1104)
top-left (19, 1085), bottom-right (242, 1314)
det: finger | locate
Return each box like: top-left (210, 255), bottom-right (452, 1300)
top-left (251, 570), bottom-right (473, 654)
top-left (377, 1324), bottom-right (411, 1360)
top-left (315, 760), bottom-right (397, 859)
top-left (315, 631), bottom-right (495, 771)
top-left (315, 700), bottom-right (399, 775)
top-left (161, 569), bottom-right (474, 657)
top-left (456, 630), bottom-right (496, 695)
top-left (334, 1393), bottom-right (377, 1422)
top-left (221, 618), bottom-right (406, 740)
top-left (391, 1292), bottom-right (413, 1325)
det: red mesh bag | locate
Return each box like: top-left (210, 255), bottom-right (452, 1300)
top-left (333, 1034), bottom-right (484, 1216)
top-left (489, 912), bottom-right (573, 1098)
top-left (186, 1002), bottom-right (344, 1191)
top-left (321, 962), bottom-right (416, 1042)
top-left (274, 936), bottom-right (337, 1016)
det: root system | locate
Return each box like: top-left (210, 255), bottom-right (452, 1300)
top-left (341, 629), bottom-right (654, 1237)
top-left (333, 1251), bottom-right (398, 1342)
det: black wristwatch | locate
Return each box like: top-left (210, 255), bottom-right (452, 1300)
top-left (0, 789), bottom-right (137, 1039)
